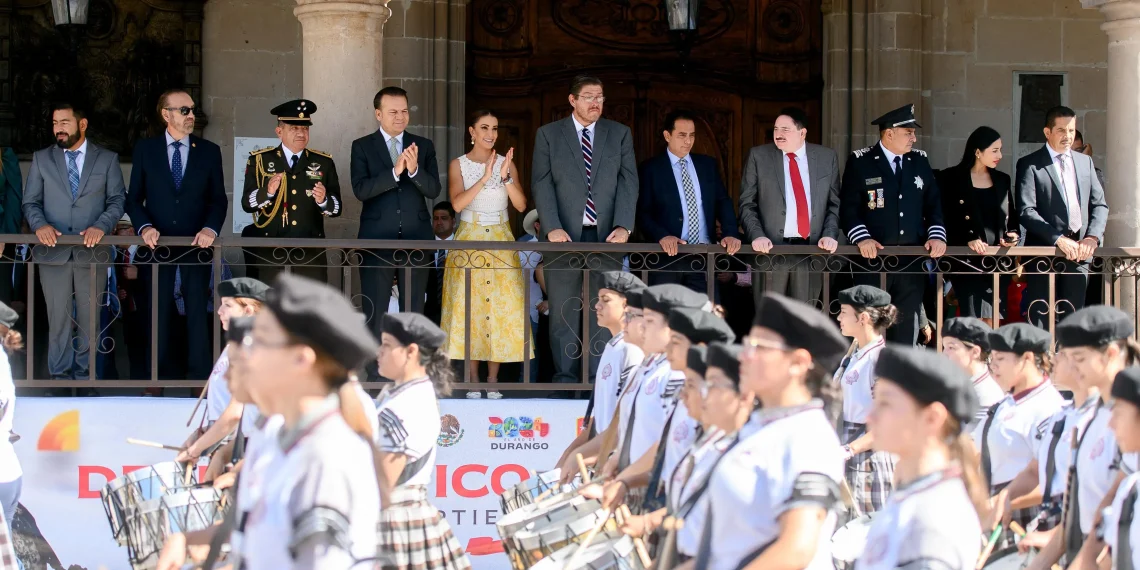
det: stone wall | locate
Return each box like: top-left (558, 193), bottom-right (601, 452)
top-left (823, 0), bottom-right (1107, 176)
top-left (202, 0), bottom-right (304, 236)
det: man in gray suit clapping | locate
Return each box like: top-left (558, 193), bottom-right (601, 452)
top-left (23, 103), bottom-right (126, 381)
top-left (531, 75), bottom-right (638, 386)
top-left (738, 107), bottom-right (841, 304)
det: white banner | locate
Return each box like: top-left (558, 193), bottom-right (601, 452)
top-left (11, 396), bottom-right (587, 570)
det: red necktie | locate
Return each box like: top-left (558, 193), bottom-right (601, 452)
top-left (787, 153), bottom-right (809, 238)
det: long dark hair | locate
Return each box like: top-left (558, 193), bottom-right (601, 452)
top-left (955, 126), bottom-right (1002, 171)
top-left (421, 346), bottom-right (455, 397)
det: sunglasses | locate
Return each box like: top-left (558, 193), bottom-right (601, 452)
top-left (164, 106), bottom-right (196, 117)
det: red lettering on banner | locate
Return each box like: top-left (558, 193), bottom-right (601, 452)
top-left (78, 465), bottom-right (211, 498)
top-left (434, 464), bottom-right (532, 498)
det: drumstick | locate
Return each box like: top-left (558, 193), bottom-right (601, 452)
top-left (565, 509), bottom-right (613, 569)
top-left (576, 453), bottom-right (591, 484)
top-left (662, 516), bottom-right (684, 531)
top-left (126, 438), bottom-right (185, 452)
top-left (839, 478), bottom-right (863, 519)
top-left (185, 385), bottom-right (209, 428)
top-left (183, 460), bottom-right (194, 487)
top-left (618, 504), bottom-right (652, 569)
top-left (975, 525), bottom-right (1004, 569)
top-left (1009, 521), bottom-right (1026, 537)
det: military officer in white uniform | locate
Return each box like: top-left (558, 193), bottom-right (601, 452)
top-left (856, 345), bottom-right (984, 570)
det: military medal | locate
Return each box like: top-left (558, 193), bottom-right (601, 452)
top-left (307, 163), bottom-right (323, 180)
top-left (867, 190), bottom-right (876, 210)
top-left (914, 175), bottom-right (924, 189)
top-left (306, 189), bottom-right (314, 197)
top-left (876, 189), bottom-right (885, 208)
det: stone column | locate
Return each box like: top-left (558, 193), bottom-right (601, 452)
top-left (1084, 0), bottom-right (1140, 249)
top-left (294, 0), bottom-right (392, 239)
top-left (383, 0), bottom-right (466, 193)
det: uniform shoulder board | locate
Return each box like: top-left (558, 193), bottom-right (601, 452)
top-left (852, 146), bottom-right (871, 158)
top-left (308, 148), bottom-right (333, 159)
top-left (910, 148), bottom-right (928, 157)
top-left (378, 408), bottom-right (409, 446)
top-left (249, 146), bottom-right (276, 156)
top-left (788, 472), bottom-right (841, 510)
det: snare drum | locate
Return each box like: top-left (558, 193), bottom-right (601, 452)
top-left (832, 514), bottom-right (875, 570)
top-left (983, 547), bottom-right (1033, 570)
top-left (513, 501), bottom-right (616, 568)
top-left (527, 533), bottom-right (646, 570)
top-left (496, 490), bottom-right (589, 539)
top-left (101, 461), bottom-right (198, 547)
top-left (501, 469), bottom-right (573, 514)
top-left (125, 487), bottom-right (225, 569)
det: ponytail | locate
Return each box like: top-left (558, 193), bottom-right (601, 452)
top-left (806, 365), bottom-right (841, 428)
top-left (1034, 351), bottom-right (1053, 375)
top-left (946, 422), bottom-right (989, 523)
top-left (338, 379), bottom-right (374, 442)
top-left (421, 347), bottom-right (455, 397)
top-left (1120, 338), bottom-right (1140, 367)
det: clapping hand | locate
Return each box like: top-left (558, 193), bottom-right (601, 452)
top-left (267, 173), bottom-right (283, 196)
top-left (403, 143), bottom-right (419, 175)
top-left (312, 182), bottom-right (327, 204)
top-left (481, 153), bottom-right (496, 182)
top-left (500, 148), bottom-right (514, 180)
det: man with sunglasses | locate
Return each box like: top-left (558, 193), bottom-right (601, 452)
top-left (125, 89), bottom-right (228, 381)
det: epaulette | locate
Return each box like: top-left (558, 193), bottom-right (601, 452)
top-left (910, 148), bottom-right (927, 157)
top-left (852, 146), bottom-right (872, 158)
top-left (249, 146), bottom-right (276, 155)
top-left (308, 148), bottom-right (333, 159)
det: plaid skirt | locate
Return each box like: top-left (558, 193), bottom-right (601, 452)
top-left (378, 485), bottom-right (472, 570)
top-left (842, 422), bottom-right (895, 515)
top-left (991, 482), bottom-right (1042, 551)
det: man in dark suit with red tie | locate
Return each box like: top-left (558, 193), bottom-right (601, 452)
top-left (636, 110), bottom-right (740, 295)
top-left (124, 89), bottom-right (228, 380)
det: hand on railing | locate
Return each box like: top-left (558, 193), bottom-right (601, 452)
top-left (35, 224), bottom-right (62, 247)
top-left (818, 237), bottom-right (838, 253)
top-left (752, 237), bottom-right (773, 254)
top-left (925, 239), bottom-right (947, 258)
top-left (858, 239), bottom-right (884, 259)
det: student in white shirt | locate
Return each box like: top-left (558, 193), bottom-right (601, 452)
top-left (855, 346), bottom-right (983, 570)
top-left (0, 303), bottom-right (22, 536)
top-left (1099, 366), bottom-right (1140, 570)
top-left (553, 271), bottom-right (645, 471)
top-left (941, 316), bottom-right (1005, 427)
top-left (834, 285), bottom-right (897, 514)
top-left (374, 312), bottom-right (471, 570)
top-left (239, 274), bottom-right (381, 570)
top-left (679, 292), bottom-right (847, 570)
top-left (978, 323), bottom-right (1064, 546)
top-left (1027, 306), bottom-right (1140, 570)
top-left (177, 278), bottom-right (269, 478)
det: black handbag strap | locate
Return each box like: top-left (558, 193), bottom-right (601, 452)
top-left (1042, 417), bottom-right (1067, 502)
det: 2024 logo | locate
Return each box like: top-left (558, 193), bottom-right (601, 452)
top-left (487, 416), bottom-right (550, 439)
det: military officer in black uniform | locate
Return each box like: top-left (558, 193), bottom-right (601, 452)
top-left (840, 103), bottom-right (946, 345)
top-left (241, 99), bottom-right (342, 283)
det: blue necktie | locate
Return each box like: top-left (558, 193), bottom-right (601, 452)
top-left (171, 140), bottom-right (184, 190)
top-left (66, 150), bottom-right (80, 200)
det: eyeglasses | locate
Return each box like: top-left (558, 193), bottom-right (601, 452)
top-left (576, 96), bottom-right (605, 104)
top-left (164, 106), bottom-right (196, 117)
top-left (241, 334), bottom-right (292, 353)
top-left (742, 335), bottom-right (789, 353)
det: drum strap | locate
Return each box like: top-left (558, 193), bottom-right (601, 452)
top-left (675, 435), bottom-right (741, 521)
top-left (617, 387), bottom-right (641, 472)
top-left (231, 410), bottom-right (247, 466)
top-left (643, 404), bottom-right (681, 513)
top-left (979, 401), bottom-right (1001, 489)
top-left (1042, 418), bottom-right (1067, 505)
top-left (396, 452), bottom-right (433, 486)
top-left (203, 475), bottom-right (239, 570)
top-left (1117, 482), bottom-right (1138, 570)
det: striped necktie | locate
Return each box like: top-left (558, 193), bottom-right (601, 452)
top-left (582, 128), bottom-right (597, 225)
top-left (66, 150), bottom-right (80, 200)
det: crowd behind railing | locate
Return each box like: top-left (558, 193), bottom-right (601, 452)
top-left (0, 78), bottom-right (1122, 396)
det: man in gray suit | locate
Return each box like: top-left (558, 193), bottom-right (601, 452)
top-left (1016, 105), bottom-right (1108, 329)
top-left (23, 103), bottom-right (126, 380)
top-left (738, 107), bottom-right (841, 304)
top-left (532, 75), bottom-right (638, 386)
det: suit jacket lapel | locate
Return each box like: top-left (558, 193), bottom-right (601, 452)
top-left (76, 143), bottom-right (98, 199)
top-left (661, 154), bottom-right (683, 217)
top-left (1042, 148), bottom-right (1065, 204)
top-left (806, 144), bottom-right (827, 217)
top-left (562, 118), bottom-right (589, 187)
top-left (770, 145), bottom-right (787, 209)
top-left (1074, 153), bottom-right (1090, 209)
top-left (51, 147), bottom-right (71, 197)
top-left (374, 131), bottom-right (395, 170)
top-left (591, 120), bottom-right (608, 170)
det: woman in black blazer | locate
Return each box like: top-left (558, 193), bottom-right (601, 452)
top-left (934, 126), bottom-right (1020, 322)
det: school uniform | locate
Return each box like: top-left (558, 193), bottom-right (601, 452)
top-left (615, 354), bottom-right (674, 471)
top-left (242, 273), bottom-right (384, 570)
top-left (942, 318), bottom-right (1003, 430)
top-left (835, 335), bottom-right (894, 514)
top-left (1105, 472), bottom-right (1140, 570)
top-left (969, 369), bottom-right (1005, 429)
top-left (669, 428), bottom-right (731, 559)
top-left (857, 345), bottom-right (982, 570)
top-left (1034, 397), bottom-right (1099, 530)
top-left (591, 331), bottom-right (643, 434)
top-left (696, 401), bottom-right (843, 570)
top-left (374, 312), bottom-right (470, 570)
top-left (1069, 402), bottom-right (1121, 539)
top-left (229, 413), bottom-right (284, 564)
top-left (204, 345), bottom-right (261, 436)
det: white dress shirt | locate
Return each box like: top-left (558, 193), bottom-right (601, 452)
top-left (879, 142), bottom-right (901, 173)
top-left (1046, 144), bottom-right (1082, 232)
top-left (572, 115), bottom-right (597, 227)
top-left (782, 143), bottom-right (811, 239)
top-left (667, 150), bottom-right (708, 243)
top-left (381, 129), bottom-right (418, 179)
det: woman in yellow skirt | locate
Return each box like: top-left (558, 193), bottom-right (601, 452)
top-left (440, 109), bottom-right (533, 399)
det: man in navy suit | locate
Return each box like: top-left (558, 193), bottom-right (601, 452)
top-left (350, 86), bottom-right (441, 334)
top-left (636, 110), bottom-right (740, 294)
top-left (125, 89), bottom-right (227, 380)
top-left (1016, 105), bottom-right (1108, 329)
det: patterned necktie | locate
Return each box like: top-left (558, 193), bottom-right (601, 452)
top-left (389, 137), bottom-right (400, 165)
top-left (1057, 154), bottom-right (1082, 232)
top-left (65, 150), bottom-right (80, 200)
top-left (678, 157), bottom-right (700, 244)
top-left (787, 153), bottom-right (810, 238)
top-left (171, 140), bottom-right (184, 190)
top-left (582, 128), bottom-right (597, 225)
